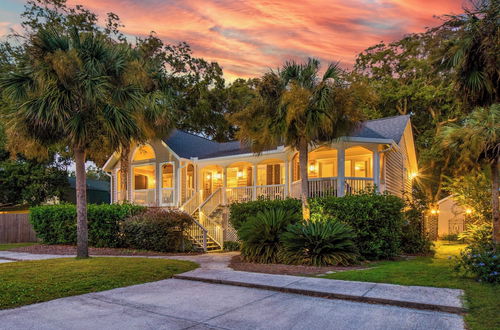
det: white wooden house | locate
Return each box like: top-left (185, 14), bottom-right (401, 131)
top-left (103, 115), bottom-right (418, 250)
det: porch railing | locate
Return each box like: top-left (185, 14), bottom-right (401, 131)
top-left (226, 186), bottom-right (253, 204)
top-left (133, 189), bottom-right (156, 206)
top-left (256, 184), bottom-right (285, 200)
top-left (161, 188), bottom-right (175, 205)
top-left (309, 177), bottom-right (337, 197)
top-left (291, 176), bottom-right (374, 198)
top-left (345, 177), bottom-right (374, 195)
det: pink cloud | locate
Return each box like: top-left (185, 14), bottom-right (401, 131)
top-left (64, 0), bottom-right (464, 79)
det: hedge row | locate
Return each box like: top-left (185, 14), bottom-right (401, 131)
top-left (30, 204), bottom-right (145, 247)
top-left (229, 193), bottom-right (406, 260)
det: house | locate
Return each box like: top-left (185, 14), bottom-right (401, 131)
top-left (63, 177), bottom-right (110, 205)
top-left (103, 114), bottom-right (418, 250)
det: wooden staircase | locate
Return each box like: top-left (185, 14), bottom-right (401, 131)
top-left (181, 189), bottom-right (224, 252)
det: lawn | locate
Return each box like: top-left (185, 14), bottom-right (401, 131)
top-left (321, 241), bottom-right (499, 330)
top-left (0, 257), bottom-right (197, 310)
top-left (0, 242), bottom-right (37, 251)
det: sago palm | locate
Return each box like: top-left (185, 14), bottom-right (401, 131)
top-left (232, 58), bottom-right (361, 219)
top-left (441, 104), bottom-right (499, 244)
top-left (0, 27), bottom-right (143, 257)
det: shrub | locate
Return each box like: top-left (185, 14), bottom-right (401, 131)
top-left (229, 198), bottom-right (301, 230)
top-left (400, 197), bottom-right (432, 254)
top-left (238, 208), bottom-right (300, 263)
top-left (223, 241), bottom-right (241, 251)
top-left (441, 233), bottom-right (459, 241)
top-left (280, 214), bottom-right (358, 266)
top-left (458, 223), bottom-right (493, 249)
top-left (454, 245), bottom-right (499, 284)
top-left (30, 203), bottom-right (145, 247)
top-left (310, 192), bottom-right (405, 260)
top-left (121, 209), bottom-right (193, 252)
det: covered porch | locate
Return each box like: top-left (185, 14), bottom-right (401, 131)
top-left (196, 144), bottom-right (379, 205)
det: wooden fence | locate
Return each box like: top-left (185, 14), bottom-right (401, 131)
top-left (0, 213), bottom-right (38, 243)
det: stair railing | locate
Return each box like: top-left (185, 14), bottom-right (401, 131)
top-left (198, 188), bottom-right (223, 248)
top-left (180, 190), bottom-right (202, 215)
top-left (185, 218), bottom-right (208, 252)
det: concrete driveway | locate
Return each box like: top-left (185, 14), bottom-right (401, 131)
top-left (0, 277), bottom-right (463, 330)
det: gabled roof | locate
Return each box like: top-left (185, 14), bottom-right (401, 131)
top-left (164, 115), bottom-right (411, 160)
top-left (350, 115), bottom-right (410, 143)
top-left (164, 130), bottom-right (243, 159)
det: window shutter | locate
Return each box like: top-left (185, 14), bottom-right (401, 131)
top-left (274, 164), bottom-right (281, 184)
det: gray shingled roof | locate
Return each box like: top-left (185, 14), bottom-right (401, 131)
top-left (164, 115), bottom-right (410, 160)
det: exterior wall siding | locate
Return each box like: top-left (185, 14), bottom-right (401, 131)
top-left (384, 148), bottom-right (404, 198)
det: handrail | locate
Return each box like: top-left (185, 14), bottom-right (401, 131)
top-left (180, 191), bottom-right (201, 215)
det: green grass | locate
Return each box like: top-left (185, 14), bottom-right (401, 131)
top-left (0, 257), bottom-right (198, 310)
top-left (0, 242), bottom-right (37, 251)
top-left (321, 242), bottom-right (499, 330)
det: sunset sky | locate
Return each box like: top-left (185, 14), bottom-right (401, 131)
top-left (0, 0), bottom-right (464, 79)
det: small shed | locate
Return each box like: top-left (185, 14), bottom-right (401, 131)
top-left (63, 178), bottom-right (110, 204)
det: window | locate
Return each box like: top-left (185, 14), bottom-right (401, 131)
top-left (187, 164), bottom-right (194, 190)
top-left (162, 164), bottom-right (174, 188)
top-left (133, 165), bottom-right (155, 190)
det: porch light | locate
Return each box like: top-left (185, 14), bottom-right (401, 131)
top-left (465, 208), bottom-right (473, 215)
top-left (308, 164), bottom-right (316, 172)
top-left (430, 209), bottom-right (439, 215)
top-left (237, 171), bottom-right (244, 178)
top-left (410, 172), bottom-right (418, 180)
top-left (206, 174), bottom-right (211, 180)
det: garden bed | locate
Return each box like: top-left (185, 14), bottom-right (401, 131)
top-left (9, 244), bottom-right (202, 256)
top-left (229, 255), bottom-right (368, 276)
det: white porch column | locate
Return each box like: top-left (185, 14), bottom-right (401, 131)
top-left (175, 163), bottom-right (181, 206)
top-left (284, 159), bottom-right (289, 197)
top-left (373, 146), bottom-right (380, 192)
top-left (222, 166), bottom-right (228, 205)
top-left (252, 164), bottom-right (257, 200)
top-left (337, 144), bottom-right (345, 197)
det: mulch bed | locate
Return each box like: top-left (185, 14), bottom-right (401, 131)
top-left (9, 244), bottom-right (201, 256)
top-left (229, 255), bottom-right (368, 276)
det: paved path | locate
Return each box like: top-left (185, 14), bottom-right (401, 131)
top-left (0, 250), bottom-right (465, 329)
top-left (0, 278), bottom-right (464, 330)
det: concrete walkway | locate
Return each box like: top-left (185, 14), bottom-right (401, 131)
top-left (175, 269), bottom-right (465, 314)
top-left (0, 278), bottom-right (464, 330)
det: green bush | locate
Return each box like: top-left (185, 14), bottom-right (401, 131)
top-left (310, 192), bottom-right (405, 260)
top-left (223, 241), bottom-right (241, 251)
top-left (400, 199), bottom-right (432, 254)
top-left (458, 223), bottom-right (493, 249)
top-left (454, 245), bottom-right (499, 284)
top-left (280, 214), bottom-right (358, 266)
top-left (121, 209), bottom-right (192, 252)
top-left (229, 198), bottom-right (301, 230)
top-left (239, 208), bottom-right (300, 263)
top-left (30, 203), bottom-right (145, 247)
top-left (441, 233), bottom-right (460, 241)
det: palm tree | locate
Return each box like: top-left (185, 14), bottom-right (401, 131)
top-left (116, 35), bottom-right (176, 202)
top-left (0, 27), bottom-right (143, 257)
top-left (441, 104), bottom-right (499, 244)
top-left (437, 0), bottom-right (499, 106)
top-left (231, 58), bottom-right (361, 219)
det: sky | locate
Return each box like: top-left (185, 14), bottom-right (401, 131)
top-left (0, 0), bottom-right (464, 80)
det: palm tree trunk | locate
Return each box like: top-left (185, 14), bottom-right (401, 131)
top-left (120, 143), bottom-right (130, 202)
top-left (298, 138), bottom-right (310, 220)
top-left (491, 157), bottom-right (499, 245)
top-left (74, 147), bottom-right (89, 258)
